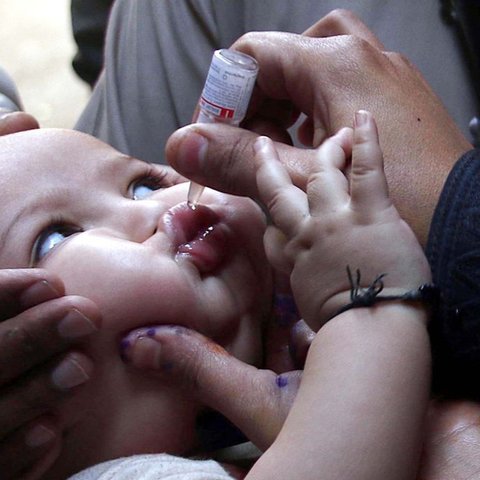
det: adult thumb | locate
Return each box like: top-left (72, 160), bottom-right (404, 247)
top-left (121, 325), bottom-right (301, 451)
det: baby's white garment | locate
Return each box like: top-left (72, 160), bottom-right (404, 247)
top-left (68, 453), bottom-right (235, 479)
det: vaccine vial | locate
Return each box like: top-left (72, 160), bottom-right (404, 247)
top-left (187, 49), bottom-right (259, 208)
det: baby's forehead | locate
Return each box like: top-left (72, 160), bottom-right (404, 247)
top-left (0, 128), bottom-right (128, 176)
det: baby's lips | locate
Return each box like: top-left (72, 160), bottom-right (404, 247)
top-left (162, 202), bottom-right (221, 248)
top-left (163, 202), bottom-right (229, 273)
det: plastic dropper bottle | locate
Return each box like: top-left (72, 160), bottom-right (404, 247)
top-left (187, 49), bottom-right (259, 209)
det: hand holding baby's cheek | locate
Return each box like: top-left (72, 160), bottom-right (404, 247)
top-left (121, 325), bottom-right (302, 451)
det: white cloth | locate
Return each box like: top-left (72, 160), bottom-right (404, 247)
top-left (68, 454), bottom-right (235, 480)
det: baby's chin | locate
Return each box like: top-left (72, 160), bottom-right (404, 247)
top-left (50, 365), bottom-right (201, 479)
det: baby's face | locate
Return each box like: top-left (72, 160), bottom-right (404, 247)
top-left (0, 129), bottom-right (272, 475)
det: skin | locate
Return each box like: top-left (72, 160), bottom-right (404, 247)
top-left (0, 111), bottom-right (94, 480)
top-left (0, 128), bottom-right (272, 478)
top-left (1, 8), bottom-right (478, 478)
top-left (125, 114), bottom-right (432, 480)
top-left (166, 10), bottom-right (472, 247)
top-left (156, 11), bottom-right (478, 477)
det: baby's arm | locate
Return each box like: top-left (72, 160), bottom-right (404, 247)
top-left (246, 111), bottom-right (431, 480)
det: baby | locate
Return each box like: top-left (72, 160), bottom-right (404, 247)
top-left (0, 127), bottom-right (272, 478)
top-left (1, 110), bottom-right (431, 479)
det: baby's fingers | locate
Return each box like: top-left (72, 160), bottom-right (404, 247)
top-left (254, 136), bottom-right (308, 237)
top-left (350, 110), bottom-right (390, 211)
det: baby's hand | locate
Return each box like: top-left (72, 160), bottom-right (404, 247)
top-left (254, 110), bottom-right (431, 331)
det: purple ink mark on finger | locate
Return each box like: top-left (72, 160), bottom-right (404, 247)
top-left (273, 293), bottom-right (300, 326)
top-left (276, 375), bottom-right (288, 388)
top-left (119, 339), bottom-right (131, 362)
top-left (119, 338), bottom-right (130, 352)
top-left (146, 327), bottom-right (156, 337)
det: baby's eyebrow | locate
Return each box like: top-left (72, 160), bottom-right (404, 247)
top-left (0, 201), bottom-right (34, 259)
top-left (0, 188), bottom-right (70, 259)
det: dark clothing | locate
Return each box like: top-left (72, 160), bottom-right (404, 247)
top-left (71, 0), bottom-right (114, 87)
top-left (427, 148), bottom-right (480, 397)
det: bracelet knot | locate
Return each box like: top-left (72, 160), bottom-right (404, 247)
top-left (330, 266), bottom-right (439, 319)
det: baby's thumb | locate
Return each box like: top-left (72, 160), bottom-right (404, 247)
top-left (121, 325), bottom-right (301, 451)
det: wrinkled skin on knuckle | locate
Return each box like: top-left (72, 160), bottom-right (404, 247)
top-left (1, 324), bottom-right (39, 359)
top-left (18, 377), bottom-right (54, 417)
top-left (225, 135), bottom-right (255, 193)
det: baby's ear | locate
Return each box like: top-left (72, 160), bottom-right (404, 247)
top-left (0, 110), bottom-right (39, 136)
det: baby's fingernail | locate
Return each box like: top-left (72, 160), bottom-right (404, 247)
top-left (51, 354), bottom-right (91, 390)
top-left (253, 135), bottom-right (270, 154)
top-left (25, 424), bottom-right (56, 448)
top-left (176, 130), bottom-right (208, 174)
top-left (354, 110), bottom-right (369, 127)
top-left (58, 309), bottom-right (98, 339)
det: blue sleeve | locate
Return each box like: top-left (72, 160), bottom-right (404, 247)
top-left (426, 148), bottom-right (480, 398)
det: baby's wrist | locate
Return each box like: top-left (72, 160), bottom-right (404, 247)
top-left (320, 289), bottom-right (433, 326)
top-left (315, 268), bottom-right (437, 328)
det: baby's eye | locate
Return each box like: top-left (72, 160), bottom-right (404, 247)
top-left (33, 225), bottom-right (81, 264)
top-left (131, 176), bottom-right (165, 200)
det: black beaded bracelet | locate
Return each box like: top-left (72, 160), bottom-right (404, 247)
top-left (330, 266), bottom-right (440, 319)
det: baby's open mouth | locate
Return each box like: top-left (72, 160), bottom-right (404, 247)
top-left (163, 203), bottom-right (229, 273)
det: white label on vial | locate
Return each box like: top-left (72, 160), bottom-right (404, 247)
top-left (199, 53), bottom-right (256, 123)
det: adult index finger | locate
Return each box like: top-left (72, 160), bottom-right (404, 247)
top-left (122, 325), bottom-right (302, 452)
top-left (166, 123), bottom-right (318, 201)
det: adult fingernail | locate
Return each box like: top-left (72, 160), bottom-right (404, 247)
top-left (130, 336), bottom-right (163, 369)
top-left (120, 327), bottom-right (165, 369)
top-left (58, 309), bottom-right (98, 339)
top-left (25, 424), bottom-right (56, 448)
top-left (19, 280), bottom-right (61, 307)
top-left (51, 355), bottom-right (91, 390)
top-left (176, 130), bottom-right (208, 174)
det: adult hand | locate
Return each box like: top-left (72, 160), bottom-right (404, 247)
top-left (166, 9), bottom-right (472, 246)
top-left (0, 269), bottom-right (100, 480)
top-left (418, 399), bottom-right (480, 479)
top-left (122, 326), bottom-right (480, 480)
top-left (121, 324), bottom-right (303, 452)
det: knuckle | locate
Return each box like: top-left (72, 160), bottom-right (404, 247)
top-left (3, 324), bottom-right (41, 357)
top-left (19, 376), bottom-right (56, 414)
top-left (339, 34), bottom-right (373, 57)
top-left (2, 379), bottom-right (60, 434)
top-left (223, 135), bottom-right (252, 192)
top-left (324, 8), bottom-right (358, 26)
